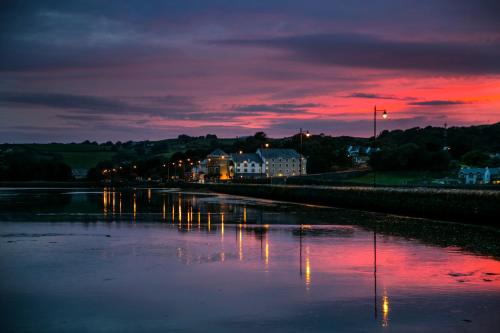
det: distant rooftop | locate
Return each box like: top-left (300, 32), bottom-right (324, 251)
top-left (258, 148), bottom-right (301, 159)
top-left (230, 153), bottom-right (262, 164)
top-left (207, 148), bottom-right (229, 157)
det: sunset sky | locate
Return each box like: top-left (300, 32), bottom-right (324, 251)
top-left (1, 0), bottom-right (500, 142)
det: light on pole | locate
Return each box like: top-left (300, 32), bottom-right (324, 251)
top-left (299, 128), bottom-right (310, 176)
top-left (373, 106), bottom-right (388, 187)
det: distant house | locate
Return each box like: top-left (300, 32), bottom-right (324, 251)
top-left (191, 159), bottom-right (208, 182)
top-left (206, 149), bottom-right (233, 181)
top-left (72, 168), bottom-right (88, 180)
top-left (459, 167), bottom-right (500, 184)
top-left (231, 153), bottom-right (264, 179)
top-left (347, 145), bottom-right (380, 166)
top-left (257, 148), bottom-right (305, 177)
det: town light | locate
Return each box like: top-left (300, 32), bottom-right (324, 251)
top-left (265, 143), bottom-right (270, 148)
top-left (239, 150), bottom-right (243, 154)
top-left (382, 110), bottom-right (388, 119)
top-left (306, 130), bottom-right (311, 137)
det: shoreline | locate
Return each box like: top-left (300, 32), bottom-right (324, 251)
top-left (1, 181), bottom-right (499, 226)
top-left (183, 183), bottom-right (500, 226)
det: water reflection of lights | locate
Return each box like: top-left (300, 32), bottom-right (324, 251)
top-left (265, 238), bottom-right (269, 268)
top-left (162, 198), bottom-right (166, 221)
top-left (112, 190), bottom-right (116, 216)
top-left (171, 205), bottom-right (175, 223)
top-left (239, 225), bottom-right (243, 261)
top-left (119, 193), bottom-right (122, 216)
top-left (221, 213), bottom-right (225, 237)
top-left (382, 292), bottom-right (389, 327)
top-left (207, 212), bottom-right (211, 231)
top-left (197, 210), bottom-right (201, 228)
top-left (305, 246), bottom-right (311, 290)
top-left (178, 200), bottom-right (182, 226)
top-left (133, 193), bottom-right (137, 221)
top-left (147, 188), bottom-right (151, 202)
top-left (103, 189), bottom-right (108, 216)
top-left (243, 206), bottom-right (247, 224)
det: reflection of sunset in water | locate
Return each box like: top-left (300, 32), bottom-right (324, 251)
top-left (94, 188), bottom-right (500, 327)
top-left (2, 188), bottom-right (500, 332)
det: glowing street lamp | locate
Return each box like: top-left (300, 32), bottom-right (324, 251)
top-left (299, 128), bottom-right (310, 176)
top-left (373, 106), bottom-right (388, 187)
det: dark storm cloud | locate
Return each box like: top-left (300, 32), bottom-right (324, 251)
top-left (234, 103), bottom-right (321, 113)
top-left (346, 92), bottom-right (415, 101)
top-left (1, 92), bottom-right (127, 111)
top-left (408, 100), bottom-right (468, 106)
top-left (0, 92), bottom-right (198, 118)
top-left (218, 33), bottom-right (500, 75)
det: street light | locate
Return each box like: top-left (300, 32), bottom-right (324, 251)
top-left (299, 128), bottom-right (310, 176)
top-left (373, 106), bottom-right (388, 187)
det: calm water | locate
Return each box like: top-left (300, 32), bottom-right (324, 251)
top-left (1, 188), bottom-right (499, 333)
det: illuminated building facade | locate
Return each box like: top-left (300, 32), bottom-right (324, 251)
top-left (257, 148), bottom-right (306, 177)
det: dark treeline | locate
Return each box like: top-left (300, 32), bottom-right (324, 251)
top-left (2, 122), bottom-right (499, 182)
top-left (370, 123), bottom-right (500, 171)
top-left (0, 147), bottom-right (73, 181)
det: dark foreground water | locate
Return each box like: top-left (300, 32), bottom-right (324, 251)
top-left (1, 188), bottom-right (499, 333)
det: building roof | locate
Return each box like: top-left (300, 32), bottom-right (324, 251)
top-left (459, 167), bottom-right (500, 175)
top-left (230, 153), bottom-right (262, 164)
top-left (207, 148), bottom-right (229, 157)
top-left (258, 148), bottom-right (302, 159)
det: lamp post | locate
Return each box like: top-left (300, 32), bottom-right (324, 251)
top-left (373, 106), bottom-right (388, 187)
top-left (261, 143), bottom-right (269, 180)
top-left (299, 128), bottom-right (310, 176)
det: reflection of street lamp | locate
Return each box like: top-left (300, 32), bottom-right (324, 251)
top-left (373, 106), bottom-right (388, 187)
top-left (299, 128), bottom-right (310, 176)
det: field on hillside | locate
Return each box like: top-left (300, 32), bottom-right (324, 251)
top-left (17, 138), bottom-right (239, 169)
top-left (344, 171), bottom-right (445, 186)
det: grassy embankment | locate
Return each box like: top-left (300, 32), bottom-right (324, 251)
top-left (196, 183), bottom-right (500, 226)
top-left (344, 170), bottom-right (445, 186)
